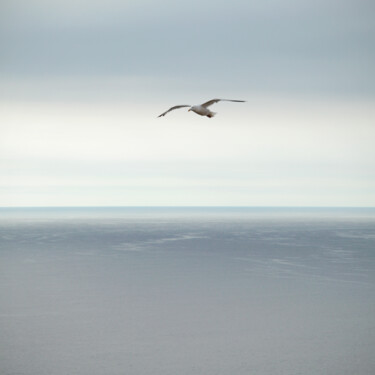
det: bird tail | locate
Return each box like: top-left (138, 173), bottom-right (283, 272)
top-left (207, 112), bottom-right (216, 118)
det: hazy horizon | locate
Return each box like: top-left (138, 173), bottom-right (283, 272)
top-left (1, 205), bottom-right (375, 209)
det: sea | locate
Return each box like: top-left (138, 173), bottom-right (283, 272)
top-left (1, 207), bottom-right (375, 375)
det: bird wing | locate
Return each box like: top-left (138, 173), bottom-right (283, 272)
top-left (158, 105), bottom-right (191, 117)
top-left (200, 99), bottom-right (246, 108)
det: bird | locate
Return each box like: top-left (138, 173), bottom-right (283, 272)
top-left (157, 98), bottom-right (246, 118)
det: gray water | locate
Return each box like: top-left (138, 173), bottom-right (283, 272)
top-left (1, 207), bottom-right (375, 374)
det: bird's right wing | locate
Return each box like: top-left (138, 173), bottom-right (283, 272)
top-left (201, 99), bottom-right (246, 108)
top-left (158, 105), bottom-right (191, 117)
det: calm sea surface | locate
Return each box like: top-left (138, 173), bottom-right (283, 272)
top-left (1, 207), bottom-right (375, 374)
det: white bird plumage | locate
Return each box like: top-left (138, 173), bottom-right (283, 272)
top-left (158, 98), bottom-right (246, 118)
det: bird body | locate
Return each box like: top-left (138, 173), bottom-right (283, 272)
top-left (189, 105), bottom-right (216, 118)
top-left (158, 98), bottom-right (245, 118)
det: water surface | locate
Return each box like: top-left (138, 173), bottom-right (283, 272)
top-left (1, 207), bottom-right (374, 374)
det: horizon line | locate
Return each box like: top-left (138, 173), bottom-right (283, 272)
top-left (1, 206), bottom-right (374, 209)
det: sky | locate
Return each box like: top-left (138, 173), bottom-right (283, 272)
top-left (1, 0), bottom-right (374, 207)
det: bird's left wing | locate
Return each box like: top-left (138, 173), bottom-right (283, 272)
top-left (201, 99), bottom-right (246, 108)
top-left (158, 105), bottom-right (191, 117)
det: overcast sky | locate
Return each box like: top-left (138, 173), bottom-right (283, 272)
top-left (1, 0), bottom-right (374, 207)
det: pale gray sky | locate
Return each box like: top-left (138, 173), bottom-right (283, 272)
top-left (1, 0), bottom-right (374, 206)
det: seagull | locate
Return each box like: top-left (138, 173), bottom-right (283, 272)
top-left (157, 98), bottom-right (246, 118)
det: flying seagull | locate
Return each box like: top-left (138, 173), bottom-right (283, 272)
top-left (158, 98), bottom-right (246, 118)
